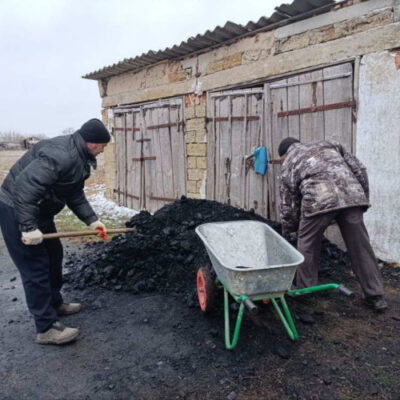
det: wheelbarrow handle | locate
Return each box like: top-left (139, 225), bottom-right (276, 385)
top-left (243, 297), bottom-right (258, 315)
top-left (338, 284), bottom-right (354, 297)
top-left (42, 228), bottom-right (135, 240)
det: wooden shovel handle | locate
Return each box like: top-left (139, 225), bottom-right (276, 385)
top-left (42, 228), bottom-right (135, 240)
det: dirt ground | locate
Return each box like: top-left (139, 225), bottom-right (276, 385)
top-left (1, 150), bottom-right (399, 400)
top-left (1, 235), bottom-right (400, 400)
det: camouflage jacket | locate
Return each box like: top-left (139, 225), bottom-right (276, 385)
top-left (279, 140), bottom-right (369, 237)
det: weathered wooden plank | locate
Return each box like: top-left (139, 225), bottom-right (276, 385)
top-left (246, 92), bottom-right (264, 214)
top-left (269, 78), bottom-right (288, 220)
top-left (142, 106), bottom-right (154, 212)
top-left (125, 112), bottom-right (133, 209)
top-left (287, 75), bottom-right (300, 141)
top-left (299, 70), bottom-right (324, 143)
top-left (132, 110), bottom-right (142, 210)
top-left (219, 96), bottom-right (231, 205)
top-left (115, 114), bottom-right (127, 206)
top-left (264, 83), bottom-right (274, 220)
top-left (150, 107), bottom-right (164, 212)
top-left (113, 114), bottom-right (123, 205)
top-left (170, 102), bottom-right (186, 198)
top-left (230, 94), bottom-right (246, 208)
top-left (159, 105), bottom-right (174, 203)
top-left (122, 113), bottom-right (128, 207)
top-left (323, 63), bottom-right (353, 151)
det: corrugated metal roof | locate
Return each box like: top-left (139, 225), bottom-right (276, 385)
top-left (83, 0), bottom-right (335, 80)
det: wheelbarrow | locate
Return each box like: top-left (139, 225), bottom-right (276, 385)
top-left (195, 220), bottom-right (352, 350)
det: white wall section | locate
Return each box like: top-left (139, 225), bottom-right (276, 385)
top-left (357, 50), bottom-right (400, 263)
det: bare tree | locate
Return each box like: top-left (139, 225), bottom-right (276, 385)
top-left (0, 130), bottom-right (24, 142)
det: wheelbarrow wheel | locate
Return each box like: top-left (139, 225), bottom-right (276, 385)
top-left (197, 267), bottom-right (215, 313)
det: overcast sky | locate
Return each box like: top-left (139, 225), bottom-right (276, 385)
top-left (0, 0), bottom-right (284, 137)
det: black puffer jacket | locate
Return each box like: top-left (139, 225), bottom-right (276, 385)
top-left (1, 131), bottom-right (98, 231)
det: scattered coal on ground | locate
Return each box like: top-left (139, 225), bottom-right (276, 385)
top-left (65, 196), bottom-right (399, 300)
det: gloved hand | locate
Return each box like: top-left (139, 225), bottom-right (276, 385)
top-left (90, 220), bottom-right (106, 233)
top-left (90, 220), bottom-right (108, 240)
top-left (21, 229), bottom-right (43, 245)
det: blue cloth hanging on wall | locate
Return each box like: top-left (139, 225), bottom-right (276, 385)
top-left (254, 146), bottom-right (268, 175)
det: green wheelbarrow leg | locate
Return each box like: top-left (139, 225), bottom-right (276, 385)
top-left (271, 296), bottom-right (299, 341)
top-left (224, 287), bottom-right (245, 350)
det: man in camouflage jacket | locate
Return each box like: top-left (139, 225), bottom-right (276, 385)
top-left (278, 137), bottom-right (386, 311)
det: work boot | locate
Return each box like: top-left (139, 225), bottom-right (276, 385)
top-left (36, 321), bottom-right (79, 345)
top-left (364, 295), bottom-right (388, 312)
top-left (57, 302), bottom-right (81, 316)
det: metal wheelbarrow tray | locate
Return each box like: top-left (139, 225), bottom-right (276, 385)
top-left (195, 220), bottom-right (352, 350)
top-left (196, 220), bottom-right (303, 296)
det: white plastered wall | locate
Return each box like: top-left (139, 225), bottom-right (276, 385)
top-left (357, 50), bottom-right (400, 263)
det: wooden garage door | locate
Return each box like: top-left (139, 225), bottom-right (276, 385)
top-left (206, 88), bottom-right (268, 215)
top-left (142, 99), bottom-right (186, 213)
top-left (266, 62), bottom-right (354, 220)
top-left (206, 62), bottom-right (354, 221)
top-left (113, 108), bottom-right (142, 210)
top-left (113, 98), bottom-right (186, 213)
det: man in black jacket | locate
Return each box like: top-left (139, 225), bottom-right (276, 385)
top-left (0, 118), bottom-right (111, 344)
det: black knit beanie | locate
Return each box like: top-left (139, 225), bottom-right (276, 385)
top-left (79, 119), bottom-right (111, 143)
top-left (278, 137), bottom-right (300, 157)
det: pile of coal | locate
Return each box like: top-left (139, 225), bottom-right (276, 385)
top-left (65, 196), bottom-right (398, 297)
top-left (65, 197), bottom-right (280, 295)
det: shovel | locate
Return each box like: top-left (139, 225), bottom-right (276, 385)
top-left (42, 227), bottom-right (135, 241)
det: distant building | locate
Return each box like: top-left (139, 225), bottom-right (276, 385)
top-left (0, 142), bottom-right (22, 150)
top-left (22, 137), bottom-right (41, 149)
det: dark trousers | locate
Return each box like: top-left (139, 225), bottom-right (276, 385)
top-left (0, 201), bottom-right (63, 333)
top-left (295, 206), bottom-right (383, 298)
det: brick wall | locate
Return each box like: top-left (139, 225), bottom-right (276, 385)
top-left (101, 108), bottom-right (115, 200)
top-left (276, 8), bottom-right (393, 53)
top-left (184, 94), bottom-right (207, 199)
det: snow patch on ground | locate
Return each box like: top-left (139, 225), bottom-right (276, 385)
top-left (87, 191), bottom-right (139, 219)
top-left (63, 184), bottom-right (138, 220)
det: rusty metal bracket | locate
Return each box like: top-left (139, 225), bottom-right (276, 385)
top-left (146, 122), bottom-right (183, 130)
top-left (113, 189), bottom-right (139, 200)
top-left (269, 159), bottom-right (283, 165)
top-left (132, 157), bottom-right (156, 162)
top-left (114, 127), bottom-right (140, 132)
top-left (245, 157), bottom-right (254, 174)
top-left (136, 138), bottom-right (151, 143)
top-left (206, 116), bottom-right (260, 123)
top-left (277, 100), bottom-right (356, 118)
